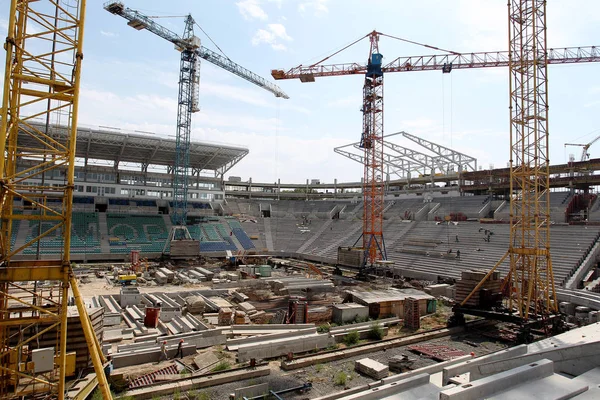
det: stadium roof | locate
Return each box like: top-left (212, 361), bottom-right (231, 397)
top-left (23, 121), bottom-right (248, 176)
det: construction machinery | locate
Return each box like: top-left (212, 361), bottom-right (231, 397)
top-left (0, 1), bottom-right (112, 398)
top-left (272, 33), bottom-right (598, 271)
top-left (104, 2), bottom-right (288, 256)
top-left (272, 2), bottom-right (600, 329)
top-left (565, 134), bottom-right (600, 162)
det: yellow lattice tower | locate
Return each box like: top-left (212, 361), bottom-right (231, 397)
top-left (0, 1), bottom-right (111, 398)
top-left (506, 0), bottom-right (557, 319)
top-left (460, 0), bottom-right (558, 321)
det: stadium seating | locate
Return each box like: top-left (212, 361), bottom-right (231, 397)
top-left (23, 212), bottom-right (101, 254)
top-left (107, 214), bottom-right (168, 253)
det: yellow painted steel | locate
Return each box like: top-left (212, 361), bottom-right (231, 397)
top-left (71, 276), bottom-right (112, 399)
top-left (462, 1), bottom-right (557, 321)
top-left (0, 1), bottom-right (112, 398)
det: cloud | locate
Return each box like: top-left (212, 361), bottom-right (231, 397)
top-left (100, 30), bottom-right (118, 38)
top-left (236, 0), bottom-right (268, 21)
top-left (298, 0), bottom-right (329, 17)
top-left (200, 81), bottom-right (310, 114)
top-left (251, 23), bottom-right (292, 51)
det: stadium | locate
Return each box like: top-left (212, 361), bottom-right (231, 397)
top-left (3, 1), bottom-right (600, 400)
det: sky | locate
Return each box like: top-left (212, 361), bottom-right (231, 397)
top-left (1, 0), bottom-right (599, 184)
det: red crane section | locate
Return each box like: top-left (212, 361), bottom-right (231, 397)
top-left (272, 46), bottom-right (599, 80)
top-left (271, 36), bottom-right (599, 267)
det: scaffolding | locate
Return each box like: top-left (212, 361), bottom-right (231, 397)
top-left (0, 1), bottom-right (111, 398)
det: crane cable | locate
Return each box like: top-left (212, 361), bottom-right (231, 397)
top-left (194, 22), bottom-right (231, 60)
top-left (378, 32), bottom-right (461, 55)
top-left (307, 34), bottom-right (370, 68)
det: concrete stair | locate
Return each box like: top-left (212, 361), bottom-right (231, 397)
top-left (98, 213), bottom-right (111, 253)
top-left (296, 218), bottom-right (334, 254)
top-left (263, 218), bottom-right (274, 251)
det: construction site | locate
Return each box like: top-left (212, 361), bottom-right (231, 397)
top-left (1, 1), bottom-right (600, 399)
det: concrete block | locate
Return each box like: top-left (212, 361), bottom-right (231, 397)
top-left (120, 287), bottom-right (142, 307)
top-left (425, 284), bottom-right (450, 297)
top-left (112, 344), bottom-right (196, 368)
top-left (332, 303), bottom-right (369, 324)
top-left (474, 340), bottom-right (600, 380)
top-left (226, 327), bottom-right (317, 351)
top-left (440, 359), bottom-right (555, 400)
top-left (442, 344), bottom-right (528, 384)
top-left (572, 367), bottom-right (600, 400)
top-left (486, 374), bottom-right (589, 400)
top-left (237, 333), bottom-right (334, 362)
top-left (382, 354), bottom-right (472, 385)
top-left (355, 358), bottom-right (388, 379)
top-left (336, 373), bottom-right (430, 400)
top-left (194, 351), bottom-right (219, 370)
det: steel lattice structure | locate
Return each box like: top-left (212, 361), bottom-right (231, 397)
top-left (506, 0), bottom-right (557, 318)
top-left (359, 33), bottom-right (386, 264)
top-left (0, 1), bottom-right (111, 399)
top-left (105, 2), bottom-right (288, 240)
top-left (172, 16), bottom-right (198, 227)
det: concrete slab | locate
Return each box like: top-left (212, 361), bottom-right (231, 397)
top-left (486, 374), bottom-right (589, 400)
top-left (233, 382), bottom-right (269, 400)
top-left (571, 367), bottom-right (600, 399)
top-left (442, 344), bottom-right (528, 384)
top-left (193, 351), bottom-right (219, 370)
top-left (440, 359), bottom-right (555, 400)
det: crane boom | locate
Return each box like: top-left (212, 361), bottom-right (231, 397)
top-left (198, 47), bottom-right (289, 98)
top-left (272, 46), bottom-right (599, 80)
top-left (105, 2), bottom-right (288, 98)
top-left (565, 134), bottom-right (600, 161)
top-left (105, 1), bottom-right (288, 242)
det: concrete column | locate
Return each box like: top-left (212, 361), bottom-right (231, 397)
top-left (306, 179), bottom-right (309, 201)
top-left (334, 178), bottom-right (337, 198)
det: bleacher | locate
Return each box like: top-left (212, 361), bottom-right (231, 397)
top-left (23, 212), bottom-right (101, 254)
top-left (107, 214), bottom-right (168, 253)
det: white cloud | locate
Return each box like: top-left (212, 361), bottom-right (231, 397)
top-left (200, 81), bottom-right (310, 114)
top-left (236, 0), bottom-right (268, 21)
top-left (100, 30), bottom-right (118, 38)
top-left (298, 0), bottom-right (329, 17)
top-left (251, 23), bottom-right (292, 51)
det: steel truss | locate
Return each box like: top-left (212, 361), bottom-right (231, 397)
top-left (359, 33), bottom-right (386, 265)
top-left (0, 1), bottom-right (111, 399)
top-left (460, 0), bottom-right (558, 321)
top-left (335, 132), bottom-right (478, 180)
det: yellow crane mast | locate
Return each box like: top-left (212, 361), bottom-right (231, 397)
top-left (0, 1), bottom-right (111, 399)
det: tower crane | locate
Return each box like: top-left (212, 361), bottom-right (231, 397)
top-left (104, 2), bottom-right (288, 254)
top-left (272, 31), bottom-right (599, 269)
top-left (565, 134), bottom-right (600, 161)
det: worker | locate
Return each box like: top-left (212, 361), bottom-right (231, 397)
top-left (175, 339), bottom-right (184, 359)
top-left (456, 250), bottom-right (461, 259)
top-left (159, 341), bottom-right (168, 363)
top-left (455, 235), bottom-right (459, 242)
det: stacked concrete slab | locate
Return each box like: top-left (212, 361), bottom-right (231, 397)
top-left (355, 358), bottom-right (389, 379)
top-left (236, 330), bottom-right (334, 362)
top-left (157, 267), bottom-right (175, 282)
top-left (98, 295), bottom-right (122, 326)
top-left (269, 277), bottom-right (335, 295)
